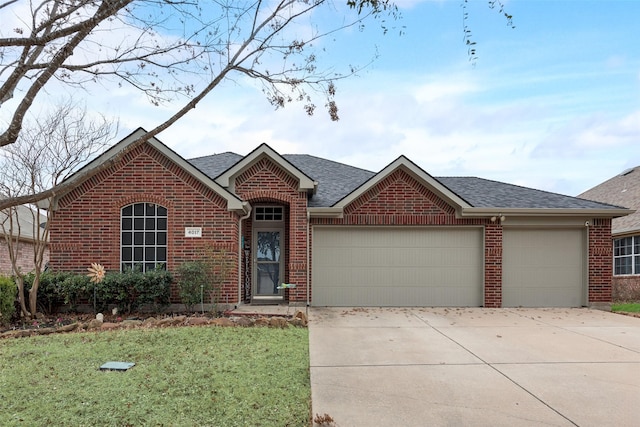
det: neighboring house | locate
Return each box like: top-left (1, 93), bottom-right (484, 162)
top-left (579, 166), bottom-right (640, 292)
top-left (0, 205), bottom-right (49, 275)
top-left (47, 128), bottom-right (630, 308)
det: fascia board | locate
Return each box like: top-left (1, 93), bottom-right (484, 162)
top-left (461, 207), bottom-right (635, 218)
top-left (50, 128), bottom-right (247, 214)
top-left (307, 207), bottom-right (344, 218)
top-left (215, 143), bottom-right (316, 192)
top-left (334, 155), bottom-right (472, 210)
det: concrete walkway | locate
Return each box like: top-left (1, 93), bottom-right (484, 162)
top-left (309, 307), bottom-right (640, 426)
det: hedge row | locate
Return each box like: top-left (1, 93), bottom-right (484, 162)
top-left (23, 268), bottom-right (173, 315)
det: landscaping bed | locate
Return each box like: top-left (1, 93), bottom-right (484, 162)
top-left (1, 309), bottom-right (308, 339)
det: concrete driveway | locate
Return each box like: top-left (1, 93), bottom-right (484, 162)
top-left (308, 307), bottom-right (640, 426)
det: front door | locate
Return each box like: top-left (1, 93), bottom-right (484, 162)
top-left (253, 228), bottom-right (284, 300)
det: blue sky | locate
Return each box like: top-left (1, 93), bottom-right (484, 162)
top-left (101, 0), bottom-right (639, 196)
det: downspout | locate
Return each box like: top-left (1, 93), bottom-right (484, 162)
top-left (306, 210), bottom-right (310, 308)
top-left (238, 204), bottom-right (252, 307)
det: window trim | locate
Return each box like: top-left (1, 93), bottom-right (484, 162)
top-left (613, 235), bottom-right (640, 276)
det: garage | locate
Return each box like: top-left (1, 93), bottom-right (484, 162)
top-left (311, 226), bottom-right (483, 307)
top-left (502, 228), bottom-right (586, 307)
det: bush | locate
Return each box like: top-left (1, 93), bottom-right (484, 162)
top-left (91, 266), bottom-right (172, 314)
top-left (177, 261), bottom-right (209, 312)
top-left (60, 273), bottom-right (91, 311)
top-left (28, 271), bottom-right (78, 314)
top-left (0, 275), bottom-right (16, 325)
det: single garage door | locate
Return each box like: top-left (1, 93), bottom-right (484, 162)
top-left (502, 228), bottom-right (585, 307)
top-left (312, 227), bottom-right (483, 307)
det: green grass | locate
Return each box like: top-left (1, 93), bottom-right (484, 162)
top-left (611, 302), bottom-right (640, 313)
top-left (0, 326), bottom-right (310, 426)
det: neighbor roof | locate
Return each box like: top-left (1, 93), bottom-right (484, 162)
top-left (0, 205), bottom-right (48, 242)
top-left (189, 151), bottom-right (626, 215)
top-left (579, 166), bottom-right (640, 235)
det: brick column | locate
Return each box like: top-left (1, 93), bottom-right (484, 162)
top-left (588, 218), bottom-right (612, 304)
top-left (484, 224), bottom-right (502, 307)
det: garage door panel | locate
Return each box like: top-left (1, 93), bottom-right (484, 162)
top-left (312, 227), bottom-right (483, 307)
top-left (503, 229), bottom-right (585, 308)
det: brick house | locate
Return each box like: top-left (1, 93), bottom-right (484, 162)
top-left (579, 167), bottom-right (640, 296)
top-left (48, 128), bottom-right (630, 308)
top-left (1, 205), bottom-right (49, 275)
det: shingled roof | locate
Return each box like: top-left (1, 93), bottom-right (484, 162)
top-left (579, 166), bottom-right (640, 235)
top-left (189, 151), bottom-right (623, 213)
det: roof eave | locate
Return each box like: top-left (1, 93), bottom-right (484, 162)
top-left (461, 207), bottom-right (635, 218)
top-left (335, 156), bottom-right (472, 211)
top-left (216, 144), bottom-right (317, 193)
top-left (308, 207), bottom-right (344, 218)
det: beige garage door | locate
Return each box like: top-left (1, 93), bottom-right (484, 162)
top-left (503, 228), bottom-right (585, 307)
top-left (312, 227), bottom-right (483, 307)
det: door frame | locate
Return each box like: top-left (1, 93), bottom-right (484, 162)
top-left (251, 205), bottom-right (286, 303)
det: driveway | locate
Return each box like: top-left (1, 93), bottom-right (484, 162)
top-left (308, 307), bottom-right (640, 426)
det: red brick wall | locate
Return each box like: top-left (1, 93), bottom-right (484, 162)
top-left (484, 224), bottom-right (502, 308)
top-left (0, 238), bottom-right (49, 276)
top-left (588, 218), bottom-right (613, 303)
top-left (235, 158), bottom-right (309, 303)
top-left (311, 168), bottom-right (494, 305)
top-left (49, 143), bottom-right (240, 304)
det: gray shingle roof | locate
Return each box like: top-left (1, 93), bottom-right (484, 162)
top-left (579, 166), bottom-right (640, 234)
top-left (188, 152), bottom-right (621, 211)
top-left (284, 154), bottom-right (374, 207)
top-left (438, 177), bottom-right (620, 209)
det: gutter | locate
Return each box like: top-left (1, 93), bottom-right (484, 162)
top-left (460, 207), bottom-right (634, 218)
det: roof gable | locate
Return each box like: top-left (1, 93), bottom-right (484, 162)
top-left (52, 128), bottom-right (246, 213)
top-left (215, 143), bottom-right (317, 194)
top-left (335, 155), bottom-right (471, 214)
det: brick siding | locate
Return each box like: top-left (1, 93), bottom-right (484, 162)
top-left (0, 238), bottom-right (49, 276)
top-left (48, 144), bottom-right (613, 308)
top-left (49, 143), bottom-right (239, 304)
top-left (235, 158), bottom-right (309, 303)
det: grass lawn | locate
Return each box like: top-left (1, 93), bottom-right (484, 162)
top-left (0, 326), bottom-right (310, 426)
top-left (611, 302), bottom-right (640, 313)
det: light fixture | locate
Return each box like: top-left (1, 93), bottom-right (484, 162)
top-left (490, 214), bottom-right (505, 223)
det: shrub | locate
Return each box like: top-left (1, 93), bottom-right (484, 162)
top-left (60, 273), bottom-right (92, 311)
top-left (177, 261), bottom-right (209, 312)
top-left (0, 275), bottom-right (16, 325)
top-left (136, 267), bottom-right (172, 312)
top-left (91, 266), bottom-right (172, 314)
top-left (32, 271), bottom-right (78, 314)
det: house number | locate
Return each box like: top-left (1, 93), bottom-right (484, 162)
top-left (185, 227), bottom-right (202, 238)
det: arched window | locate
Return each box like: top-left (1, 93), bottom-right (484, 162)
top-left (121, 203), bottom-right (167, 272)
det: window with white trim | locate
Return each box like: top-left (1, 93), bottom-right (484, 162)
top-left (121, 203), bottom-right (167, 272)
top-left (613, 236), bottom-right (640, 275)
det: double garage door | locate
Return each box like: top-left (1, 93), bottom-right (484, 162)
top-left (312, 227), bottom-right (484, 307)
top-left (312, 226), bottom-right (586, 307)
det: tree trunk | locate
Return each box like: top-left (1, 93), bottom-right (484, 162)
top-left (29, 277), bottom-right (39, 317)
top-left (15, 276), bottom-right (31, 318)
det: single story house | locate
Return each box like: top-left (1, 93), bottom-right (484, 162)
top-left (47, 128), bottom-right (631, 308)
top-left (579, 166), bottom-right (640, 292)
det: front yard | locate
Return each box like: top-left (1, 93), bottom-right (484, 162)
top-left (0, 326), bottom-right (310, 426)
